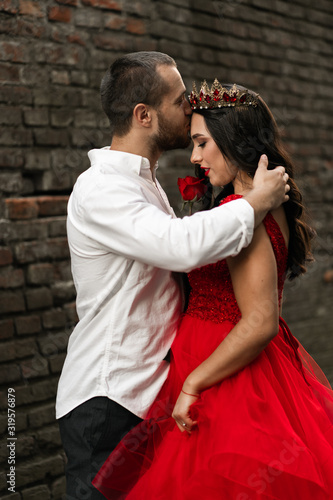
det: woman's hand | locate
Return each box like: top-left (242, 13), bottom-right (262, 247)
top-left (172, 389), bottom-right (199, 434)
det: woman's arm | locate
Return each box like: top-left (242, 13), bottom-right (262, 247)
top-left (172, 222), bottom-right (280, 433)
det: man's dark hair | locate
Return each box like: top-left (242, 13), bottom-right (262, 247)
top-left (100, 51), bottom-right (176, 137)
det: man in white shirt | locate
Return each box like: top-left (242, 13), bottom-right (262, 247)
top-left (56, 51), bottom-right (289, 499)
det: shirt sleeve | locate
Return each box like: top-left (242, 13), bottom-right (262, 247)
top-left (68, 173), bottom-right (254, 273)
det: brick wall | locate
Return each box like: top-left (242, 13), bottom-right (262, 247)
top-left (0, 0), bottom-right (332, 497)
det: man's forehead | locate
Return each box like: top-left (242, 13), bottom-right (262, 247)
top-left (157, 65), bottom-right (185, 93)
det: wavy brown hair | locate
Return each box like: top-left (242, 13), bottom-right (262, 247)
top-left (194, 84), bottom-right (315, 280)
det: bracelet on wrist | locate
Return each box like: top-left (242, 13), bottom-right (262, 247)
top-left (181, 389), bottom-right (200, 398)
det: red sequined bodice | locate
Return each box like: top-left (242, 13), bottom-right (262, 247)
top-left (186, 194), bottom-right (288, 325)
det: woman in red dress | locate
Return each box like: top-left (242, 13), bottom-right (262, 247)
top-left (93, 82), bottom-right (333, 499)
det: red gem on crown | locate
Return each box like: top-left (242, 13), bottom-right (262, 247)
top-left (190, 92), bottom-right (198, 105)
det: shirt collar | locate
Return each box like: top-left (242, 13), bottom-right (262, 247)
top-left (88, 147), bottom-right (158, 180)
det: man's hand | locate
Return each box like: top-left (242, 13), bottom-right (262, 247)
top-left (245, 154), bottom-right (290, 228)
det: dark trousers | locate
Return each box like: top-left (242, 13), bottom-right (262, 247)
top-left (58, 397), bottom-right (142, 500)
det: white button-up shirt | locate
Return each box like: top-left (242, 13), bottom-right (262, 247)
top-left (56, 148), bottom-right (254, 419)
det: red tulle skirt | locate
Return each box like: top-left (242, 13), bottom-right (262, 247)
top-left (93, 315), bottom-right (333, 499)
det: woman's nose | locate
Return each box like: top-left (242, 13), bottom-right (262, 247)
top-left (190, 148), bottom-right (202, 165)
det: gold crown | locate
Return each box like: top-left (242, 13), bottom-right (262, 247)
top-left (189, 80), bottom-right (258, 109)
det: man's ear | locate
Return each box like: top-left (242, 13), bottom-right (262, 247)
top-left (133, 103), bottom-right (154, 128)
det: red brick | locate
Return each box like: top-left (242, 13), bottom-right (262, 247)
top-left (67, 33), bottom-right (86, 46)
top-left (0, 266), bottom-right (24, 288)
top-left (0, 318), bottom-right (14, 339)
top-left (15, 314), bottom-right (41, 335)
top-left (19, 0), bottom-right (44, 17)
top-left (126, 18), bottom-right (145, 35)
top-left (0, 41), bottom-right (30, 63)
top-left (37, 196), bottom-right (69, 217)
top-left (5, 198), bottom-right (38, 220)
top-left (0, 62), bottom-right (19, 82)
top-left (82, 0), bottom-right (121, 10)
top-left (105, 14), bottom-right (125, 30)
top-left (0, 246), bottom-right (13, 266)
top-left (25, 287), bottom-right (53, 310)
top-left (0, 290), bottom-right (26, 313)
top-left (48, 5), bottom-right (71, 23)
top-left (0, 0), bottom-right (18, 14)
top-left (34, 43), bottom-right (83, 66)
top-left (27, 263), bottom-right (54, 285)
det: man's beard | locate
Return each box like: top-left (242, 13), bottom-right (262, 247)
top-left (151, 111), bottom-right (191, 153)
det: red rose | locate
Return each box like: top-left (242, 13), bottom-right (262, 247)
top-left (177, 176), bottom-right (207, 202)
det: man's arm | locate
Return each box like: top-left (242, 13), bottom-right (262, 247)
top-left (69, 177), bottom-right (253, 273)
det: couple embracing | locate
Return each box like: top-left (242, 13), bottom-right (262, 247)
top-left (56, 52), bottom-right (333, 499)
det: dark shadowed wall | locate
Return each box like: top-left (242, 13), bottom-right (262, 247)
top-left (0, 0), bottom-right (332, 497)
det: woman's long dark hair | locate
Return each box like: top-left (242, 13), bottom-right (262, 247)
top-left (194, 84), bottom-right (315, 280)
